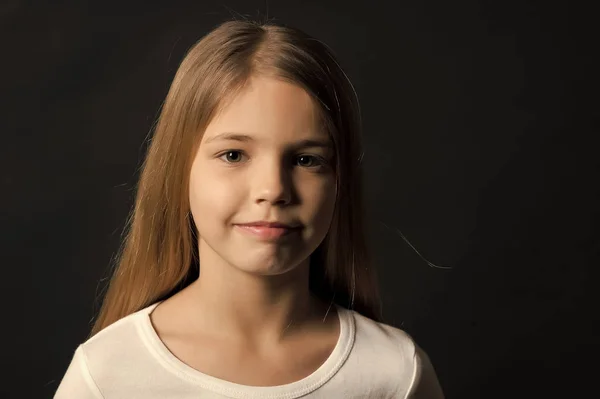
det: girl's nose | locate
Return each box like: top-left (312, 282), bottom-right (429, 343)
top-left (251, 160), bottom-right (293, 206)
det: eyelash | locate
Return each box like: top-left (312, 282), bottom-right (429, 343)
top-left (216, 150), bottom-right (328, 169)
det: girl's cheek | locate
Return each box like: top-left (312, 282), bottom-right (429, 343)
top-left (197, 173), bottom-right (245, 210)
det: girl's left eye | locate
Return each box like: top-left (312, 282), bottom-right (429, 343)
top-left (296, 155), bottom-right (324, 168)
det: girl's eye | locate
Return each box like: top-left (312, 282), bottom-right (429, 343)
top-left (219, 150), bottom-right (245, 163)
top-left (218, 151), bottom-right (327, 169)
top-left (296, 155), bottom-right (324, 168)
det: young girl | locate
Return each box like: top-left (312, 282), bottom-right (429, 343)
top-left (56, 20), bottom-right (444, 398)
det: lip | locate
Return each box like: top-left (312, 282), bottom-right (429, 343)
top-left (234, 221), bottom-right (301, 240)
top-left (237, 221), bottom-right (299, 228)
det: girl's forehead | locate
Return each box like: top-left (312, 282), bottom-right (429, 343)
top-left (202, 77), bottom-right (328, 145)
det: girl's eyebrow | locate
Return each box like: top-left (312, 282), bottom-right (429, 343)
top-left (204, 132), bottom-right (253, 144)
top-left (204, 132), bottom-right (333, 149)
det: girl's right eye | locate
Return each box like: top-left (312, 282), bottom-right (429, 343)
top-left (218, 150), bottom-right (246, 164)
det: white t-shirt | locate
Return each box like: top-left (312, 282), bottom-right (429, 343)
top-left (55, 302), bottom-right (444, 398)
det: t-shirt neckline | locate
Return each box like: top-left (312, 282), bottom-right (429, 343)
top-left (135, 301), bottom-right (356, 399)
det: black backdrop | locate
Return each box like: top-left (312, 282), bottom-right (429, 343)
top-left (2, 1), bottom-right (598, 398)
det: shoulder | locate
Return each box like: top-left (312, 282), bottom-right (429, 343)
top-left (407, 344), bottom-right (445, 399)
top-left (56, 303), bottom-right (159, 398)
top-left (346, 310), bottom-right (444, 398)
top-left (80, 304), bottom-right (152, 361)
top-left (351, 310), bottom-right (418, 362)
top-left (54, 345), bottom-right (104, 399)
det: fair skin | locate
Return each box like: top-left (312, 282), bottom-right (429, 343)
top-left (150, 75), bottom-right (340, 386)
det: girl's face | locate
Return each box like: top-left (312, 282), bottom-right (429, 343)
top-left (189, 76), bottom-right (337, 276)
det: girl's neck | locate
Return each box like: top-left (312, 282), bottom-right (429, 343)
top-left (176, 254), bottom-right (324, 347)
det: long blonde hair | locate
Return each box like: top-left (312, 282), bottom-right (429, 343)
top-left (90, 20), bottom-right (382, 337)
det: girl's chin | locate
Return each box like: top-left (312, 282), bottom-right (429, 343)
top-left (229, 254), bottom-right (307, 277)
top-left (233, 263), bottom-right (297, 277)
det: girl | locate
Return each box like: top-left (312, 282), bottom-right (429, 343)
top-left (56, 20), bottom-right (444, 398)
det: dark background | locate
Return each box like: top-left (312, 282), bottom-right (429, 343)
top-left (2, 1), bottom-right (598, 398)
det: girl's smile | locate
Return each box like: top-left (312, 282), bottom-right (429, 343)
top-left (234, 221), bottom-right (303, 241)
